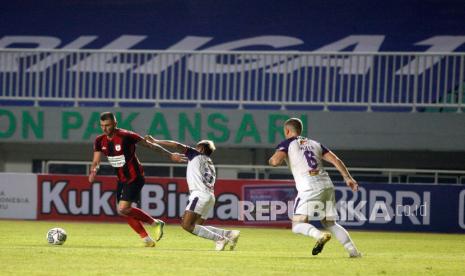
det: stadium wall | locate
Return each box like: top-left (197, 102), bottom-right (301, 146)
top-left (1, 173), bottom-right (465, 233)
top-left (1, 107), bottom-right (464, 150)
top-left (1, 107), bottom-right (464, 173)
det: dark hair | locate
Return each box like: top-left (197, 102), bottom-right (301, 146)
top-left (197, 140), bottom-right (216, 156)
top-left (284, 118), bottom-right (303, 135)
top-left (100, 112), bottom-right (116, 122)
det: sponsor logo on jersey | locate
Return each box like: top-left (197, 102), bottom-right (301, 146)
top-left (309, 170), bottom-right (319, 176)
top-left (107, 155), bottom-right (126, 167)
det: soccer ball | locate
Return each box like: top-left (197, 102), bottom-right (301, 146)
top-left (46, 227), bottom-right (67, 245)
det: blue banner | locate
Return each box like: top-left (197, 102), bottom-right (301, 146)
top-left (242, 182), bottom-right (465, 233)
top-left (334, 183), bottom-right (465, 233)
top-left (1, 0), bottom-right (465, 52)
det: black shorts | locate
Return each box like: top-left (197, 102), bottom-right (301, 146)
top-left (116, 177), bottom-right (145, 203)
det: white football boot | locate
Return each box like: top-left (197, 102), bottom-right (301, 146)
top-left (215, 237), bottom-right (229, 251)
top-left (227, 230), bottom-right (241, 250)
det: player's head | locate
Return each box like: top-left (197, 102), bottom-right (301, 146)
top-left (100, 112), bottom-right (117, 136)
top-left (196, 140), bottom-right (216, 156)
top-left (284, 118), bottom-right (303, 138)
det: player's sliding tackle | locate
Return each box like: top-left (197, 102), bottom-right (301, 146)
top-left (145, 135), bottom-right (240, 251)
top-left (269, 118), bottom-right (361, 258)
top-left (89, 112), bottom-right (187, 247)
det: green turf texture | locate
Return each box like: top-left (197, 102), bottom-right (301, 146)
top-left (1, 220), bottom-right (464, 275)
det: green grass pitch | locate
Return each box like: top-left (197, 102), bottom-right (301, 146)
top-left (0, 220), bottom-right (464, 275)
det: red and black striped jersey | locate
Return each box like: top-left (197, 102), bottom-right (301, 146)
top-left (94, 128), bottom-right (144, 183)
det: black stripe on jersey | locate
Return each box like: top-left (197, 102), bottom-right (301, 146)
top-left (107, 140), bottom-right (114, 155)
top-left (121, 136), bottom-right (131, 180)
top-left (132, 157), bottom-right (142, 179)
top-left (107, 141), bottom-right (119, 175)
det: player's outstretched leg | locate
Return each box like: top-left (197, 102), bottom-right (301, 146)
top-left (203, 226), bottom-right (240, 251)
top-left (125, 217), bottom-right (155, 247)
top-left (182, 211), bottom-right (235, 251)
top-left (191, 225), bottom-right (233, 251)
top-left (125, 206), bottom-right (165, 242)
top-left (321, 219), bottom-right (361, 258)
top-left (118, 201), bottom-right (159, 247)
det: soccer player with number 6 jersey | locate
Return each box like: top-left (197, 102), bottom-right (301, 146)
top-left (145, 135), bottom-right (241, 251)
top-left (89, 112), bottom-right (187, 247)
top-left (269, 118), bottom-right (361, 257)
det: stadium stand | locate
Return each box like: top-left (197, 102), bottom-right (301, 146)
top-left (1, 50), bottom-right (464, 112)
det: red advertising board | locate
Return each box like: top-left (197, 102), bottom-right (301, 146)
top-left (37, 175), bottom-right (296, 227)
top-left (32, 174), bottom-right (465, 233)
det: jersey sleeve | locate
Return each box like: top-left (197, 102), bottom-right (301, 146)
top-left (276, 138), bottom-right (293, 154)
top-left (94, 136), bottom-right (102, 152)
top-left (185, 146), bottom-right (200, 161)
top-left (321, 144), bottom-right (330, 155)
top-left (126, 130), bottom-right (143, 144)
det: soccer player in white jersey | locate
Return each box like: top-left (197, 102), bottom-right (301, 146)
top-left (269, 118), bottom-right (361, 257)
top-left (145, 135), bottom-right (240, 251)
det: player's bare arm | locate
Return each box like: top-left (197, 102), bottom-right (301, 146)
top-left (269, 150), bottom-right (287, 167)
top-left (138, 139), bottom-right (187, 163)
top-left (144, 135), bottom-right (188, 153)
top-left (322, 151), bottom-right (358, 192)
top-left (89, 151), bottom-right (102, 183)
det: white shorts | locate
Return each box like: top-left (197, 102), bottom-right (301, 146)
top-left (185, 190), bottom-right (215, 219)
top-left (293, 187), bottom-right (338, 221)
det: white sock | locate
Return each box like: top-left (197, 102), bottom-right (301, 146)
top-left (204, 226), bottom-right (231, 237)
top-left (192, 225), bottom-right (224, 241)
top-left (324, 222), bottom-right (358, 254)
top-left (151, 219), bottom-right (163, 226)
top-left (142, 236), bottom-right (154, 243)
top-left (292, 223), bottom-right (324, 240)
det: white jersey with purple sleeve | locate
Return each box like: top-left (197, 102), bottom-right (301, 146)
top-left (185, 147), bottom-right (216, 192)
top-left (276, 136), bottom-right (334, 192)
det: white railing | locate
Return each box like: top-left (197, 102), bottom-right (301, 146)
top-left (42, 160), bottom-right (465, 185)
top-left (1, 49), bottom-right (464, 112)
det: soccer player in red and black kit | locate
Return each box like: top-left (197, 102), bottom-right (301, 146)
top-left (88, 112), bottom-right (186, 247)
